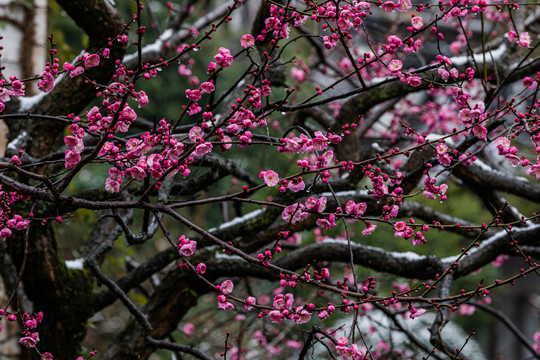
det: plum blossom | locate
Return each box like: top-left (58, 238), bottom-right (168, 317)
top-left (268, 310), bottom-right (283, 324)
top-left (19, 332), bottom-right (40, 348)
top-left (196, 263), bottom-right (206, 274)
top-left (388, 59), bottom-right (403, 75)
top-left (84, 53), bottom-right (100, 67)
top-left (1, 227), bottom-right (12, 240)
top-left (281, 203), bottom-right (309, 224)
top-left (397, 0), bottom-right (412, 12)
top-left (305, 196), bottom-right (327, 213)
top-left (64, 150), bottom-right (81, 169)
top-left (37, 71), bottom-right (55, 93)
top-left (220, 280), bottom-right (234, 294)
top-left (381, 1), bottom-right (396, 12)
top-left (137, 90), bottom-right (149, 107)
top-left (516, 32), bottom-right (531, 48)
top-left (183, 323), bottom-right (195, 336)
top-left (291, 67), bottom-right (306, 82)
top-left (193, 142), bottom-right (213, 156)
top-left (200, 81), bottom-right (215, 93)
top-left (41, 353), bottom-right (54, 360)
top-left (411, 16), bottom-right (423, 30)
top-left (189, 126), bottom-right (204, 141)
top-left (240, 34), bottom-right (255, 48)
top-left (244, 296), bottom-right (256, 311)
top-left (214, 47), bottom-right (234, 67)
top-left (260, 170), bottom-right (279, 187)
top-left (507, 30), bottom-right (516, 42)
top-left (287, 177), bottom-right (305, 192)
top-left (70, 66), bottom-right (84, 77)
top-left (526, 163), bottom-right (540, 180)
top-left (409, 307), bottom-right (426, 319)
top-left (362, 223), bottom-right (377, 235)
top-left (105, 178), bottom-right (121, 193)
top-left (178, 235), bottom-right (197, 257)
top-left (316, 214), bottom-right (336, 230)
top-left (292, 307), bottom-right (311, 324)
top-left (217, 295), bottom-right (234, 310)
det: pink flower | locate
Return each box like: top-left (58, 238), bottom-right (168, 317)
top-left (103, 48), bottom-right (110, 58)
top-left (287, 177), bottom-right (305, 192)
top-left (292, 307), bottom-right (311, 324)
top-left (240, 34), bottom-right (255, 48)
top-left (411, 16), bottom-right (423, 30)
top-left (200, 81), bottom-right (215, 94)
top-left (526, 164), bottom-right (540, 180)
top-left (354, 203), bottom-right (367, 217)
top-left (381, 1), bottom-right (396, 12)
top-left (396, 0), bottom-right (412, 12)
top-left (281, 203), bottom-right (309, 224)
top-left (316, 214), bottom-right (336, 230)
top-left (178, 235), bottom-right (197, 257)
top-left (337, 336), bottom-right (348, 346)
top-left (507, 30), bottom-right (516, 42)
top-left (362, 223), bottom-right (377, 235)
top-left (516, 32), bottom-right (531, 48)
top-left (188, 103), bottom-right (201, 115)
top-left (260, 170), bottom-right (279, 187)
top-left (178, 64), bottom-right (192, 76)
top-left (291, 67), bottom-right (306, 82)
top-left (244, 296), bottom-right (256, 311)
top-left (459, 304), bottom-right (476, 316)
top-left (126, 165), bottom-right (146, 179)
top-left (137, 91), bottom-right (149, 107)
top-left (37, 71), bottom-right (55, 93)
top-left (409, 307), bottom-right (426, 319)
top-left (214, 47), bottom-right (234, 68)
top-left (193, 142), bottom-right (213, 157)
top-left (472, 125), bottom-right (487, 140)
top-left (70, 66), bottom-right (84, 78)
top-left (438, 67), bottom-right (450, 81)
top-left (220, 280), bottom-right (234, 295)
top-left (183, 323), bottom-right (195, 336)
top-left (268, 310), bottom-right (283, 324)
top-left (84, 54), bottom-right (100, 67)
top-left (189, 126), bottom-right (204, 141)
top-left (64, 150), bottom-right (81, 169)
top-left (388, 59), bottom-right (403, 74)
top-left (186, 89), bottom-right (201, 101)
top-left (407, 76), bottom-right (422, 87)
top-left (196, 263), bottom-right (206, 274)
top-left (41, 352), bottom-right (54, 360)
top-left (218, 301), bottom-right (234, 310)
top-left (19, 332), bottom-right (39, 348)
top-left (0, 228), bottom-right (12, 239)
top-left (105, 178), bottom-right (121, 193)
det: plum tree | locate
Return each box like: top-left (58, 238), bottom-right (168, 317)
top-left (0, 0), bottom-right (539, 359)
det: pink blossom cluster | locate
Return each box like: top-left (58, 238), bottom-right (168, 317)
top-left (0, 77), bottom-right (25, 111)
top-left (217, 280), bottom-right (234, 310)
top-left (335, 336), bottom-right (365, 360)
top-left (281, 196), bottom-right (327, 225)
top-left (178, 235), bottom-right (197, 257)
top-left (423, 175), bottom-right (448, 201)
top-left (267, 293), bottom-right (311, 324)
top-left (278, 132), bottom-right (341, 154)
top-left (0, 186), bottom-right (31, 241)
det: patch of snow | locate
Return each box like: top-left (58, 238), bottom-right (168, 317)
top-left (208, 209), bottom-right (264, 233)
top-left (65, 258), bottom-right (84, 270)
